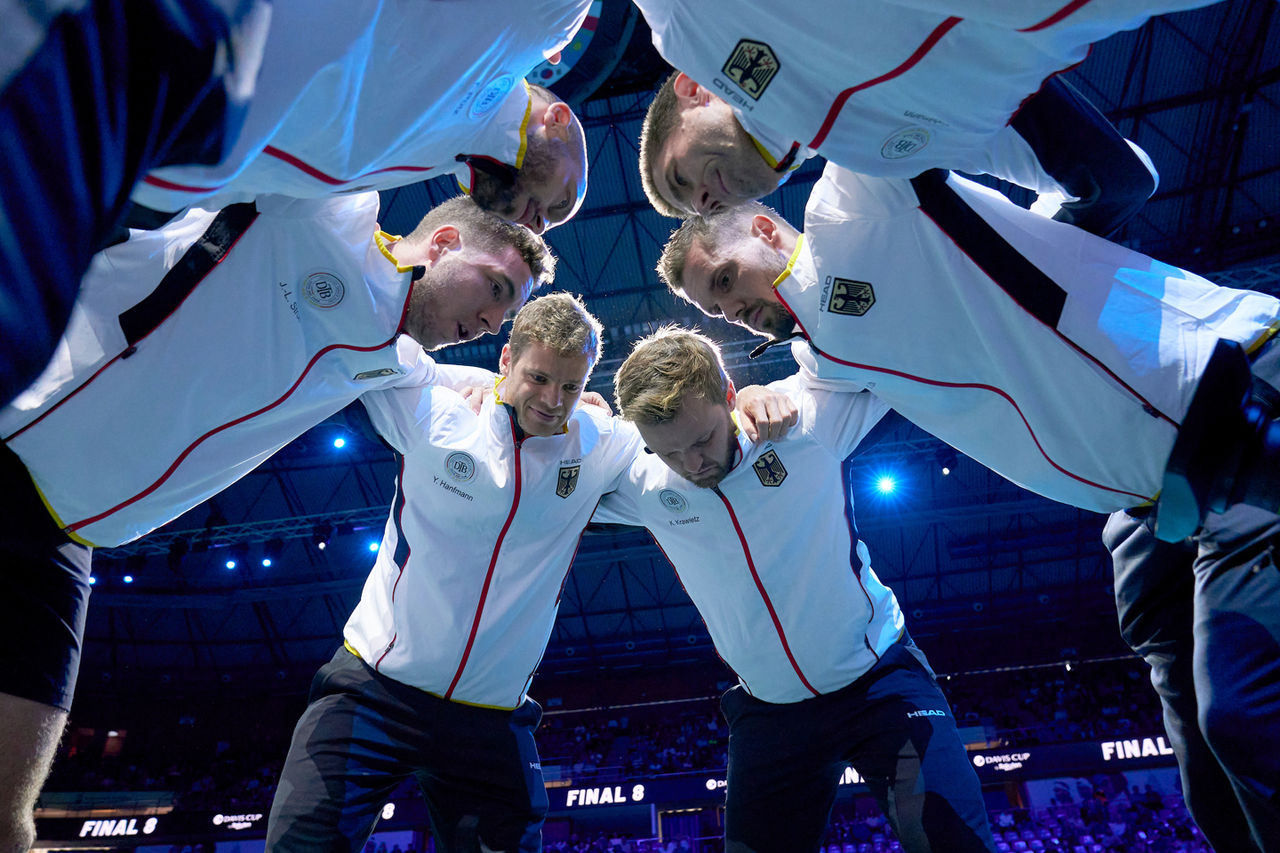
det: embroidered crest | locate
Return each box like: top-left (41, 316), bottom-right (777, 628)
top-left (880, 126), bottom-right (930, 160)
top-left (827, 277), bottom-right (876, 316)
top-left (722, 39), bottom-right (780, 100)
top-left (753, 449), bottom-right (787, 487)
top-left (556, 465), bottom-right (580, 499)
top-left (445, 451), bottom-right (476, 483)
top-left (659, 489), bottom-right (688, 513)
top-left (302, 271), bottom-right (345, 309)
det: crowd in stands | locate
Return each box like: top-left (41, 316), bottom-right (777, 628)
top-left (536, 704), bottom-right (729, 780)
top-left (529, 659), bottom-right (1166, 783)
top-left (40, 657), bottom-right (1199, 852)
top-left (43, 745), bottom-right (281, 811)
top-left (44, 658), bottom-right (1165, 806)
top-left (533, 792), bottom-right (1214, 853)
top-left (41, 695), bottom-right (300, 811)
top-left (939, 661), bottom-right (1167, 748)
top-left (504, 792), bottom-right (1216, 853)
top-left (957, 794), bottom-right (1211, 853)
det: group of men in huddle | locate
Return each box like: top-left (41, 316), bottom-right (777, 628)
top-left (2, 1), bottom-right (1278, 852)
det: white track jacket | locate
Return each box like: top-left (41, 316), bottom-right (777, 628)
top-left (133, 0), bottom-right (592, 211)
top-left (0, 193), bottom-right (427, 547)
top-left (636, 0), bottom-right (1214, 189)
top-left (784, 164), bottom-right (1280, 512)
top-left (344, 390), bottom-right (642, 709)
top-left (594, 384), bottom-right (901, 705)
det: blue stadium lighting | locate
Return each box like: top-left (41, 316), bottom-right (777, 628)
top-left (123, 575), bottom-right (134, 584)
top-left (875, 475), bottom-right (897, 495)
top-left (262, 538), bottom-right (283, 568)
top-left (225, 559), bottom-right (237, 570)
top-left (333, 436), bottom-right (346, 449)
top-left (89, 576), bottom-right (97, 585)
top-left (368, 541), bottom-right (381, 553)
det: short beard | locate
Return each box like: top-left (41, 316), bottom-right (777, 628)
top-left (768, 308), bottom-right (797, 339)
top-left (402, 264), bottom-right (448, 351)
top-left (684, 439), bottom-right (737, 490)
top-left (686, 467), bottom-right (728, 489)
top-left (471, 136), bottom-right (557, 218)
top-left (752, 248), bottom-right (797, 339)
top-left (728, 116), bottom-right (788, 201)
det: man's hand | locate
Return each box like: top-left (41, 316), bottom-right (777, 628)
top-left (735, 385), bottom-right (798, 443)
top-left (578, 391), bottom-right (613, 415)
top-left (459, 384), bottom-right (491, 414)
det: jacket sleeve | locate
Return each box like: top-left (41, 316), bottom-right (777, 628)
top-left (592, 465), bottom-right (647, 527)
top-left (804, 386), bottom-right (893, 460)
top-left (381, 337), bottom-right (497, 393)
top-left (359, 383), bottom-right (452, 455)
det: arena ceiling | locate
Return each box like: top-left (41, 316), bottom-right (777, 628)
top-left (79, 0), bottom-right (1280, 698)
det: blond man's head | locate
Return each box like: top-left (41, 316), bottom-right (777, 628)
top-left (615, 327), bottom-right (739, 488)
top-left (498, 293), bottom-right (604, 437)
top-left (509, 292), bottom-right (604, 376)
top-left (614, 326), bottom-right (730, 424)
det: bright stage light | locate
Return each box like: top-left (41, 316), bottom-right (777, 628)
top-left (875, 475), bottom-right (897, 495)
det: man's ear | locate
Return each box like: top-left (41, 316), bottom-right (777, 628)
top-left (540, 101), bottom-right (573, 140)
top-left (499, 343), bottom-right (513, 377)
top-left (673, 72), bottom-right (711, 107)
top-left (749, 214), bottom-right (781, 248)
top-left (424, 225), bottom-right (461, 263)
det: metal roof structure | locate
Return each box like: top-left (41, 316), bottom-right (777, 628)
top-left (79, 0), bottom-right (1280, 698)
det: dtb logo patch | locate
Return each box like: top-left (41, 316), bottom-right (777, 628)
top-left (753, 449), bottom-right (787, 487)
top-left (827, 278), bottom-right (875, 316)
top-left (445, 451), bottom-right (476, 483)
top-left (556, 465), bottom-right (580, 499)
top-left (303, 271), bottom-right (345, 309)
top-left (880, 126), bottom-right (930, 160)
top-left (470, 73), bottom-right (515, 119)
top-left (659, 489), bottom-right (688, 513)
top-left (721, 39), bottom-right (780, 100)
